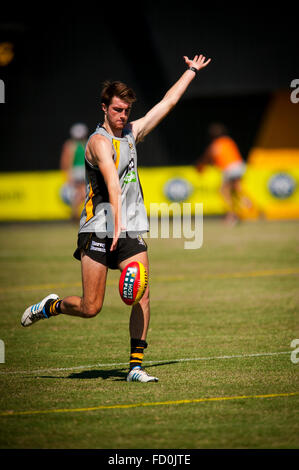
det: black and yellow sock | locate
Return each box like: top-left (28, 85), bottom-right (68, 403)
top-left (44, 298), bottom-right (63, 317)
top-left (129, 338), bottom-right (147, 370)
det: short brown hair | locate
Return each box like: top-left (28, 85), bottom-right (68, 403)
top-left (101, 80), bottom-right (137, 107)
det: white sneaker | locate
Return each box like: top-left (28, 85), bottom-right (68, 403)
top-left (21, 294), bottom-right (59, 327)
top-left (126, 367), bottom-right (159, 383)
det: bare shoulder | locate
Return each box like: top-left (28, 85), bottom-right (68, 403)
top-left (86, 133), bottom-right (113, 165)
top-left (87, 133), bottom-right (111, 151)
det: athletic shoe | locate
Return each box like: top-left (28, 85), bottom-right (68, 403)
top-left (21, 294), bottom-right (59, 327)
top-left (126, 367), bottom-right (159, 383)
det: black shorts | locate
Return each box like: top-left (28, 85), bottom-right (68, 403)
top-left (73, 232), bottom-right (148, 269)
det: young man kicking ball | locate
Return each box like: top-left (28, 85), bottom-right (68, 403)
top-left (21, 54), bottom-right (211, 382)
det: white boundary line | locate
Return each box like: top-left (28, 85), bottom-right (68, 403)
top-left (0, 351), bottom-right (291, 376)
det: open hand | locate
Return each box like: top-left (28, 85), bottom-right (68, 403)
top-left (110, 225), bottom-right (126, 251)
top-left (183, 54), bottom-right (211, 71)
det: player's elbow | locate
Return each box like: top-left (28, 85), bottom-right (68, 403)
top-left (168, 98), bottom-right (178, 109)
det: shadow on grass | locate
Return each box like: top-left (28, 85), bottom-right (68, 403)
top-left (35, 361), bottom-right (178, 381)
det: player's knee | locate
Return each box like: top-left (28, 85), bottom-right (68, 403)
top-left (140, 286), bottom-right (150, 306)
top-left (82, 302), bottom-right (103, 318)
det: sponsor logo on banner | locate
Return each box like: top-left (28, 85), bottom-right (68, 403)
top-left (164, 178), bottom-right (193, 202)
top-left (268, 173), bottom-right (296, 199)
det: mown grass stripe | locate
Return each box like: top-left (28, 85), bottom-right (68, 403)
top-left (1, 392), bottom-right (298, 417)
top-left (0, 351), bottom-right (291, 376)
top-left (0, 268), bottom-right (298, 293)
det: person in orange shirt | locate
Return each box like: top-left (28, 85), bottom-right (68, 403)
top-left (196, 123), bottom-right (252, 224)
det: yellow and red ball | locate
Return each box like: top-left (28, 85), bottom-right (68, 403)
top-left (119, 261), bottom-right (148, 305)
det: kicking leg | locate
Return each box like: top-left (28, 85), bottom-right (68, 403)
top-left (59, 253), bottom-right (108, 318)
top-left (21, 253), bottom-right (108, 326)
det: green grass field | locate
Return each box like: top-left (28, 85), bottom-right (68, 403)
top-left (0, 219), bottom-right (298, 449)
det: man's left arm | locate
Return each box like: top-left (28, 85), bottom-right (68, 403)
top-left (131, 54), bottom-right (211, 143)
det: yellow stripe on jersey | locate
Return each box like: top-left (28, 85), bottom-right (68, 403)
top-left (112, 139), bottom-right (120, 169)
top-left (85, 179), bottom-right (95, 222)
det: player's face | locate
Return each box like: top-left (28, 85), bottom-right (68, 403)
top-left (103, 96), bottom-right (132, 131)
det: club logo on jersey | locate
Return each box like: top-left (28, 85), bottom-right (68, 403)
top-left (123, 158), bottom-right (137, 184)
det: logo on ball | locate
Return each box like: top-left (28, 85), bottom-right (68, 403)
top-left (119, 261), bottom-right (148, 305)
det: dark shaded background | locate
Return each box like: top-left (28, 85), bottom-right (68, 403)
top-left (0, 3), bottom-right (297, 171)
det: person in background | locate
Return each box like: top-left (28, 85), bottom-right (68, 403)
top-left (60, 123), bottom-right (88, 220)
top-left (196, 123), bottom-right (253, 224)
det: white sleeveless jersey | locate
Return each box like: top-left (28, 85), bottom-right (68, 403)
top-left (78, 125), bottom-right (149, 237)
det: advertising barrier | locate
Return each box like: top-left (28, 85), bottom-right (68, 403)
top-left (0, 162), bottom-right (298, 221)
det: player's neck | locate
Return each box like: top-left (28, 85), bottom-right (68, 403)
top-left (102, 119), bottom-right (123, 138)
